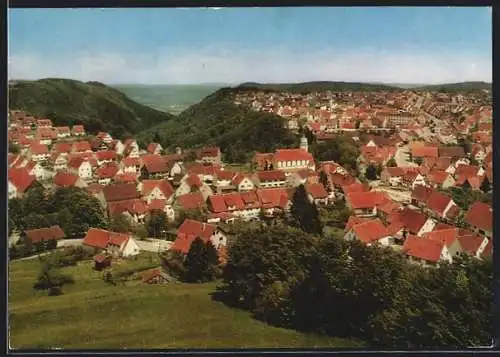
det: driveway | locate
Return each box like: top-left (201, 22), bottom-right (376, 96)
top-left (57, 238), bottom-right (84, 248)
top-left (373, 187), bottom-right (411, 204)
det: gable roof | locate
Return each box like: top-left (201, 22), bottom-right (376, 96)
top-left (350, 219), bottom-right (389, 244)
top-left (465, 201), bottom-right (492, 233)
top-left (54, 172), bottom-right (80, 187)
top-left (103, 183), bottom-right (141, 202)
top-left (257, 170), bottom-right (286, 182)
top-left (426, 191), bottom-right (453, 215)
top-left (411, 146), bottom-right (438, 158)
top-left (423, 228), bottom-right (459, 247)
top-left (345, 191), bottom-right (388, 209)
top-left (172, 219), bottom-right (217, 254)
top-left (8, 167), bottom-right (36, 193)
top-left (83, 228), bottom-right (131, 249)
top-left (177, 192), bottom-right (205, 210)
top-left (274, 149), bottom-right (314, 162)
top-left (398, 208), bottom-right (430, 235)
top-left (438, 146), bottom-right (466, 158)
top-left (305, 183), bottom-right (328, 199)
top-left (403, 235), bottom-right (445, 263)
top-left (108, 199), bottom-right (148, 216)
top-left (458, 234), bottom-right (488, 256)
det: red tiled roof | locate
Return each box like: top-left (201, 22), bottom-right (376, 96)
top-left (108, 232), bottom-right (130, 246)
top-left (427, 170), bottom-right (452, 185)
top-left (426, 191), bottom-right (453, 216)
top-left (465, 201), bottom-right (492, 233)
top-left (351, 219), bottom-right (388, 244)
top-left (96, 165), bottom-right (119, 179)
top-left (398, 208), bottom-right (430, 235)
top-left (215, 169), bottom-right (237, 181)
top-left (147, 143), bottom-right (161, 153)
top-left (103, 183), bottom-right (141, 202)
top-left (96, 150), bottom-right (117, 161)
top-left (385, 167), bottom-right (405, 177)
top-left (53, 142), bottom-right (73, 154)
top-left (86, 183), bottom-right (104, 195)
top-left (341, 183), bottom-right (369, 194)
top-left (108, 199), bottom-right (147, 216)
top-left (148, 199), bottom-right (166, 211)
top-left (177, 192), bottom-right (205, 210)
top-left (257, 170), bottom-right (286, 182)
top-left (403, 235), bottom-right (444, 263)
top-left (200, 147), bottom-right (220, 158)
top-left (423, 228), bottom-right (459, 247)
top-left (345, 191), bottom-right (388, 209)
top-left (256, 188), bottom-right (289, 209)
top-left (186, 174), bottom-right (202, 188)
top-left (122, 157), bottom-right (141, 167)
top-left (114, 173), bottom-right (138, 183)
top-left (25, 226), bottom-right (65, 243)
top-left (72, 141), bottom-right (91, 152)
top-left (345, 216), bottom-right (372, 232)
top-left (142, 155), bottom-right (169, 173)
top-left (8, 167), bottom-right (35, 193)
top-left (411, 146), bottom-right (438, 158)
top-left (171, 219), bottom-right (216, 254)
top-left (305, 183), bottom-right (328, 199)
top-left (455, 164), bottom-right (481, 178)
top-left (458, 234), bottom-right (488, 256)
top-left (83, 228), bottom-right (111, 249)
top-left (54, 172), bottom-right (79, 187)
top-left (411, 185), bottom-right (433, 203)
top-left (142, 179), bottom-right (175, 198)
top-left (274, 149), bottom-right (314, 162)
top-left (29, 143), bottom-right (48, 155)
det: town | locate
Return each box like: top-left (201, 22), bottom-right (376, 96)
top-left (8, 86), bottom-right (492, 271)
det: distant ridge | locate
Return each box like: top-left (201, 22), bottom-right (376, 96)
top-left (412, 81), bottom-right (491, 92)
top-left (236, 81), bottom-right (399, 93)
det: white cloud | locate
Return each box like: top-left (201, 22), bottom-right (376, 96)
top-left (8, 47), bottom-right (492, 85)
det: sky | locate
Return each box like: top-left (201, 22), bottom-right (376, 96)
top-left (8, 7), bottom-right (492, 85)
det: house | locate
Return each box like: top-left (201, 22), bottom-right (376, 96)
top-left (140, 155), bottom-right (170, 179)
top-left (425, 190), bottom-right (460, 221)
top-left (232, 173), bottom-right (255, 192)
top-left (344, 218), bottom-right (393, 246)
top-left (176, 174), bottom-right (213, 199)
top-left (72, 125), bottom-right (85, 136)
top-left (255, 170), bottom-right (287, 188)
top-left (401, 170), bottom-right (427, 189)
top-left (139, 179), bottom-right (175, 204)
top-left (28, 143), bottom-right (50, 162)
top-left (411, 185), bottom-right (433, 208)
top-left (98, 182), bottom-right (142, 212)
top-left (187, 163), bottom-right (219, 183)
top-left (426, 170), bottom-right (455, 189)
top-left (380, 167), bottom-right (405, 187)
top-left (55, 126), bottom-right (71, 138)
top-left (402, 235), bottom-right (452, 267)
top-left (67, 157), bottom-right (93, 181)
top-left (171, 219), bottom-right (227, 255)
top-left (123, 139), bottom-right (140, 158)
top-left (397, 208), bottom-right (436, 237)
top-left (287, 169), bottom-right (319, 187)
top-left (96, 164), bottom-right (120, 185)
top-left (24, 160), bottom-right (52, 181)
top-left (199, 147), bottom-right (222, 165)
top-left (121, 156), bottom-right (141, 174)
top-left (147, 143), bottom-right (163, 155)
top-left (305, 183), bottom-right (329, 205)
top-left (24, 225), bottom-right (65, 245)
top-left (457, 234), bottom-right (490, 259)
top-left (108, 199), bottom-right (148, 224)
top-left (411, 146), bottom-right (438, 160)
top-left (54, 171), bottom-right (87, 188)
top-left (438, 146), bottom-right (466, 159)
top-left (208, 192), bottom-right (261, 221)
top-left (256, 188), bottom-right (290, 218)
top-left (83, 228), bottom-right (140, 257)
top-left (53, 142), bottom-right (73, 155)
top-left (114, 140), bottom-right (126, 156)
top-left (464, 201), bottom-right (492, 238)
top-left (95, 151), bottom-right (117, 166)
top-left (422, 228), bottom-right (462, 257)
top-left (345, 191), bottom-right (389, 217)
top-left (8, 167), bottom-right (36, 199)
top-left (96, 132), bottom-right (114, 144)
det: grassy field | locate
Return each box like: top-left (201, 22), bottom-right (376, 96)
top-left (9, 252), bottom-right (362, 350)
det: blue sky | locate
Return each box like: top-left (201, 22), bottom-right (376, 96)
top-left (8, 7), bottom-right (492, 84)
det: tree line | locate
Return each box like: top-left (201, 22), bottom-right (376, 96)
top-left (215, 224), bottom-right (492, 348)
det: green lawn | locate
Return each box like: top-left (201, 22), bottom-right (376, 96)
top-left (9, 252), bottom-right (362, 349)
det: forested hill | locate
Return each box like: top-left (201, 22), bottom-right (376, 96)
top-left (236, 81), bottom-right (400, 93)
top-left (8, 78), bottom-right (175, 139)
top-left (412, 81), bottom-right (491, 93)
top-left (137, 87), bottom-right (298, 163)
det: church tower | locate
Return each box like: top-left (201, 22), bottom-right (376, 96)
top-left (300, 135), bottom-right (309, 152)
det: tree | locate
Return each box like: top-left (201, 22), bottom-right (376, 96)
top-left (387, 157), bottom-right (397, 167)
top-left (109, 213), bottom-right (132, 233)
top-left (365, 164), bottom-right (378, 180)
top-left (9, 143), bottom-right (20, 154)
top-left (480, 176), bottom-right (491, 193)
top-left (289, 185), bottom-right (323, 235)
top-left (183, 238), bottom-right (219, 283)
top-left (146, 210), bottom-right (168, 238)
top-left (33, 259), bottom-right (74, 296)
top-left (414, 157), bottom-right (423, 166)
top-left (22, 182), bottom-right (48, 216)
top-left (376, 163), bottom-right (383, 177)
top-left (319, 171), bottom-right (330, 192)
